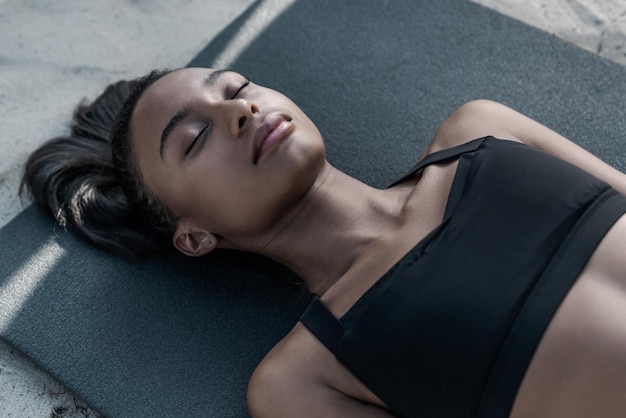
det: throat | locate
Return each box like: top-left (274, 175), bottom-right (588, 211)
top-left (256, 164), bottom-right (416, 296)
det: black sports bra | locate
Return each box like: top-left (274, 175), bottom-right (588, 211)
top-left (300, 137), bottom-right (626, 417)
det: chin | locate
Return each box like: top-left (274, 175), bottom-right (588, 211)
top-left (290, 135), bottom-right (325, 178)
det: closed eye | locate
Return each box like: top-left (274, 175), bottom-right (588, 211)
top-left (184, 78), bottom-right (249, 157)
top-left (231, 79), bottom-right (250, 99)
top-left (185, 125), bottom-right (210, 156)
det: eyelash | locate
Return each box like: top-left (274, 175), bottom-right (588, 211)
top-left (231, 79), bottom-right (250, 99)
top-left (184, 79), bottom-right (251, 157)
top-left (185, 125), bottom-right (208, 156)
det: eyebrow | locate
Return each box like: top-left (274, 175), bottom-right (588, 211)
top-left (159, 69), bottom-right (232, 161)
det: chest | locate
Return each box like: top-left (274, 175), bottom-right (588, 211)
top-left (301, 140), bottom-right (617, 417)
top-left (324, 160), bottom-right (461, 319)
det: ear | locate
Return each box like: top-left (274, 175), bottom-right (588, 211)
top-left (173, 224), bottom-right (219, 257)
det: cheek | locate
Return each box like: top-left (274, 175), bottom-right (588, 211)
top-left (172, 164), bottom-right (271, 236)
top-left (188, 189), bottom-right (282, 239)
top-left (192, 162), bottom-right (323, 238)
top-left (173, 125), bottom-right (326, 237)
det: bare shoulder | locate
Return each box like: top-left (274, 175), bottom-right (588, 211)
top-left (248, 323), bottom-right (393, 417)
top-left (247, 323), bottom-right (330, 417)
top-left (427, 99), bottom-right (626, 195)
top-left (428, 99), bottom-right (523, 154)
top-left (248, 325), bottom-right (313, 384)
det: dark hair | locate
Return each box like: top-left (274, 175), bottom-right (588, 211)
top-left (20, 69), bottom-right (175, 260)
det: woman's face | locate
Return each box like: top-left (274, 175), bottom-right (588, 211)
top-left (131, 67), bottom-right (325, 252)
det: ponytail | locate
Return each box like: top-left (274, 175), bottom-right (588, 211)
top-left (20, 70), bottom-right (174, 260)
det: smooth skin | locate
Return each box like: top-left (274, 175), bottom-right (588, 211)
top-left (130, 68), bottom-right (626, 417)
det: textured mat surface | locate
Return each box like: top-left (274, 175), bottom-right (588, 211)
top-left (2, 0), bottom-right (626, 417)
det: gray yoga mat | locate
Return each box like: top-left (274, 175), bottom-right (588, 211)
top-left (2, 0), bottom-right (625, 416)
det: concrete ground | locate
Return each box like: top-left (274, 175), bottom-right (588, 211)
top-left (0, 0), bottom-right (624, 416)
top-left (474, 0), bottom-right (626, 66)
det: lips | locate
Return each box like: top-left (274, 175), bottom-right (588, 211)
top-left (253, 114), bottom-right (293, 163)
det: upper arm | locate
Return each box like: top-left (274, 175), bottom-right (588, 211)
top-left (248, 359), bottom-right (395, 418)
top-left (432, 99), bottom-right (626, 196)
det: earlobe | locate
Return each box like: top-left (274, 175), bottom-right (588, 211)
top-left (173, 227), bottom-right (218, 257)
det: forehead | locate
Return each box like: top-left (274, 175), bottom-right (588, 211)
top-left (137, 67), bottom-right (217, 112)
top-left (131, 68), bottom-right (220, 148)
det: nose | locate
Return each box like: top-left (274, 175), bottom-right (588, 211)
top-left (224, 99), bottom-right (260, 137)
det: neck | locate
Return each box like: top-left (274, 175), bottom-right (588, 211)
top-left (249, 162), bottom-right (413, 295)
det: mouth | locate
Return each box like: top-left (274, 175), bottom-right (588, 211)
top-left (253, 114), bottom-right (294, 164)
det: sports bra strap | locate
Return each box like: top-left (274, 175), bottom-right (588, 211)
top-left (300, 295), bottom-right (344, 353)
top-left (388, 136), bottom-right (488, 188)
top-left (302, 138), bottom-right (490, 352)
